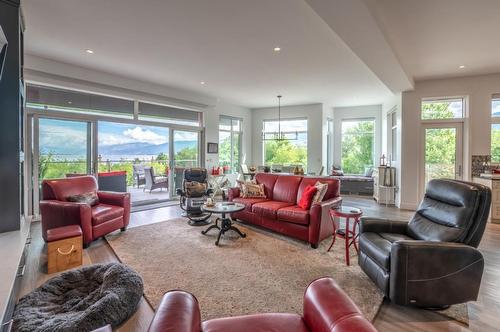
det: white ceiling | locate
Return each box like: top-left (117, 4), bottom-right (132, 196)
top-left (363, 0), bottom-right (500, 80)
top-left (22, 0), bottom-right (393, 108)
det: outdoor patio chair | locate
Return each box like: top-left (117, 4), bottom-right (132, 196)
top-left (144, 167), bottom-right (168, 193)
top-left (133, 164), bottom-right (146, 188)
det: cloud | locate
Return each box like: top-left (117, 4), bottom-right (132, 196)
top-left (123, 127), bottom-right (167, 145)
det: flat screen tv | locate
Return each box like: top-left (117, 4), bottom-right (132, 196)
top-left (0, 25), bottom-right (7, 81)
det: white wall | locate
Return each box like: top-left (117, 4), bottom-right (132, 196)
top-left (332, 104), bottom-right (382, 172)
top-left (251, 103), bottom-right (324, 173)
top-left (400, 73), bottom-right (500, 209)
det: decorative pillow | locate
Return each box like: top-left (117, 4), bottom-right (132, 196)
top-left (298, 185), bottom-right (318, 210)
top-left (66, 192), bottom-right (99, 206)
top-left (236, 179), bottom-right (256, 189)
top-left (241, 183), bottom-right (266, 198)
top-left (313, 181), bottom-right (328, 203)
top-left (185, 181), bottom-right (207, 197)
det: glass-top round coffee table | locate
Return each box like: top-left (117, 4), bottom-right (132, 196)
top-left (201, 202), bottom-right (246, 246)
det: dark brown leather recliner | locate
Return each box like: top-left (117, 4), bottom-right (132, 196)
top-left (358, 179), bottom-right (491, 307)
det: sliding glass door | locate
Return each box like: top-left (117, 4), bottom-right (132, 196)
top-left (172, 130), bottom-right (200, 195)
top-left (32, 116), bottom-right (93, 215)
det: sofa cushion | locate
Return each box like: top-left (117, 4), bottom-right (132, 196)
top-left (91, 204), bottom-right (124, 226)
top-left (277, 206), bottom-right (310, 226)
top-left (272, 176), bottom-right (302, 203)
top-left (255, 173), bottom-right (279, 200)
top-left (359, 232), bottom-right (414, 271)
top-left (202, 313), bottom-right (308, 332)
top-left (233, 197), bottom-right (268, 212)
top-left (252, 201), bottom-right (294, 220)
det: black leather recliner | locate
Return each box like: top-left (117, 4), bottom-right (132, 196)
top-left (177, 168), bottom-right (213, 225)
top-left (358, 179), bottom-right (491, 307)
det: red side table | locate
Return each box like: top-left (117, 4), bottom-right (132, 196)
top-left (328, 206), bottom-right (363, 266)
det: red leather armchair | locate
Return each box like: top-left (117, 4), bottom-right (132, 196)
top-left (147, 277), bottom-right (377, 332)
top-left (40, 176), bottom-right (131, 247)
top-left (228, 174), bottom-right (342, 248)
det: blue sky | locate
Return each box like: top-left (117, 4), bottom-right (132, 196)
top-left (39, 119), bottom-right (198, 157)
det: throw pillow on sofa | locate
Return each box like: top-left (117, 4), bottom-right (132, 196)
top-left (312, 181), bottom-right (328, 203)
top-left (298, 185), bottom-right (318, 210)
top-left (66, 192), bottom-right (99, 206)
top-left (241, 182), bottom-right (266, 198)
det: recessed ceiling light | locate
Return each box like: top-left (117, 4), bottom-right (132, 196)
top-left (85, 49), bottom-right (94, 54)
top-left (273, 47), bottom-right (281, 52)
top-left (200, 81), bottom-right (206, 85)
top-left (459, 65), bottom-right (465, 69)
top-left (68, 101), bottom-right (72, 104)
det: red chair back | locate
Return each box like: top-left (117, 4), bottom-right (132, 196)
top-left (42, 176), bottom-right (98, 201)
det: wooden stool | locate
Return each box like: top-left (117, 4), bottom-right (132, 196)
top-left (47, 225), bottom-right (83, 274)
top-left (328, 206), bottom-right (363, 266)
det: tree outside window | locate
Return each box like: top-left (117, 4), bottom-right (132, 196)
top-left (262, 119), bottom-right (307, 170)
top-left (219, 116), bottom-right (241, 173)
top-left (492, 99), bottom-right (500, 163)
top-left (341, 119), bottom-right (374, 175)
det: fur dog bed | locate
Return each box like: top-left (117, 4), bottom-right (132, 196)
top-left (13, 263), bottom-right (144, 332)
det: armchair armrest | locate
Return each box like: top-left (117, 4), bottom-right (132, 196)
top-left (303, 277), bottom-right (377, 332)
top-left (98, 191), bottom-right (131, 228)
top-left (359, 217), bottom-right (409, 235)
top-left (390, 241), bottom-right (484, 306)
top-left (97, 191), bottom-right (130, 207)
top-left (227, 187), bottom-right (241, 201)
top-left (308, 197), bottom-right (342, 247)
top-left (148, 291), bottom-right (202, 332)
top-left (39, 200), bottom-right (92, 245)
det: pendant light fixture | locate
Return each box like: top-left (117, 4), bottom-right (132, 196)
top-left (262, 95), bottom-right (298, 141)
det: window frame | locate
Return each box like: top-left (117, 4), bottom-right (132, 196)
top-left (387, 109), bottom-right (397, 162)
top-left (218, 115), bottom-right (242, 174)
top-left (340, 117), bottom-right (376, 175)
top-left (492, 98), bottom-right (500, 164)
top-left (420, 97), bottom-right (466, 122)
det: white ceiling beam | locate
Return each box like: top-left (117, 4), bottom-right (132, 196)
top-left (305, 0), bottom-right (414, 93)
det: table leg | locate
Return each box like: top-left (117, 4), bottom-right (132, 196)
top-left (345, 217), bottom-right (350, 266)
top-left (327, 215), bottom-right (337, 252)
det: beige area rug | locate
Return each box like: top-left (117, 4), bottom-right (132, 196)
top-left (106, 218), bottom-right (468, 325)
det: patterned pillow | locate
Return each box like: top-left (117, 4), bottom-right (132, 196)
top-left (312, 181), bottom-right (328, 203)
top-left (241, 182), bottom-right (266, 198)
top-left (236, 179), bottom-right (256, 189)
top-left (66, 192), bottom-right (99, 206)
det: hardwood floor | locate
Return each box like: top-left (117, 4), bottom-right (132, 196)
top-left (18, 196), bottom-right (500, 331)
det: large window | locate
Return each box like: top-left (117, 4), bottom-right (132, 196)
top-left (492, 98), bottom-right (500, 163)
top-left (263, 119), bottom-right (307, 169)
top-left (219, 116), bottom-right (242, 173)
top-left (341, 119), bottom-right (374, 175)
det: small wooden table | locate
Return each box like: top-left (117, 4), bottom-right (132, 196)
top-left (201, 202), bottom-right (246, 246)
top-left (328, 206), bottom-right (363, 266)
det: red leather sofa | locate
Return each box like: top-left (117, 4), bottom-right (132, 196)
top-left (228, 173), bottom-right (341, 248)
top-left (40, 176), bottom-right (131, 247)
top-left (147, 277), bottom-right (377, 332)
